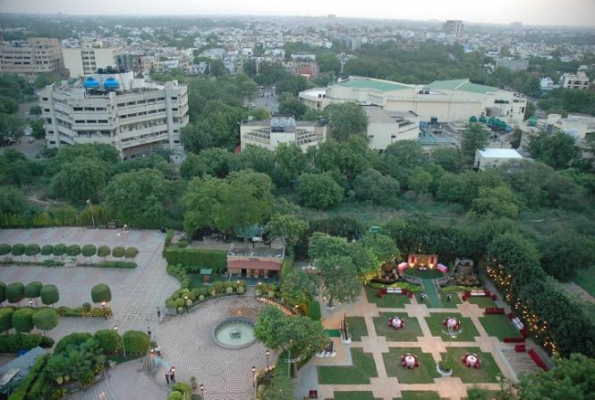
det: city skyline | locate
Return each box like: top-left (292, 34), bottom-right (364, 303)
top-left (3, 0), bottom-right (595, 27)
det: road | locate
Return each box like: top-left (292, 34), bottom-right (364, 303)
top-left (251, 86), bottom-right (279, 114)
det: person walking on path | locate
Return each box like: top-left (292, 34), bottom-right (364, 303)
top-left (165, 373), bottom-right (170, 384)
top-left (157, 307), bottom-right (163, 324)
top-left (147, 327), bottom-right (152, 340)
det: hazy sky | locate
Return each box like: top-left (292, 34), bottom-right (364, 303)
top-left (2, 0), bottom-right (595, 26)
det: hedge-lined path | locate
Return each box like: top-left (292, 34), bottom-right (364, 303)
top-left (0, 228), bottom-right (179, 340)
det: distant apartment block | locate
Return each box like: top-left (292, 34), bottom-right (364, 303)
top-left (240, 115), bottom-right (327, 151)
top-left (62, 41), bottom-right (121, 78)
top-left (0, 38), bottom-right (65, 79)
top-left (443, 20), bottom-right (465, 39)
top-left (496, 57), bottom-right (529, 72)
top-left (40, 69), bottom-right (189, 159)
top-left (559, 71), bottom-right (590, 90)
top-left (116, 53), bottom-right (151, 75)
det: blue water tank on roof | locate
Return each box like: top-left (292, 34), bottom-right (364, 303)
top-left (83, 77), bottom-right (100, 89)
top-left (103, 77), bottom-right (119, 89)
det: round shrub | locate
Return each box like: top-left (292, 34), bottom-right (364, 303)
top-left (0, 281), bottom-right (6, 304)
top-left (82, 302), bottom-right (92, 312)
top-left (97, 245), bottom-right (111, 259)
top-left (168, 392), bottom-right (183, 400)
top-left (66, 244), bottom-right (81, 257)
top-left (0, 308), bottom-right (14, 333)
top-left (237, 286), bottom-right (245, 295)
top-left (11, 244), bottom-right (25, 259)
top-left (32, 308), bottom-right (58, 333)
top-left (81, 244), bottom-right (97, 259)
top-left (12, 308), bottom-right (35, 333)
top-left (198, 294), bottom-right (205, 301)
top-left (124, 247), bottom-right (139, 259)
top-left (53, 244), bottom-right (67, 257)
top-left (226, 286), bottom-right (233, 295)
top-left (25, 244), bottom-right (41, 258)
top-left (112, 247), bottom-right (125, 258)
top-left (93, 329), bottom-right (121, 354)
top-left (24, 281), bottom-right (43, 299)
top-left (40, 284), bottom-right (60, 307)
top-left (165, 299), bottom-right (176, 309)
top-left (54, 332), bottom-right (93, 354)
top-left (0, 244), bottom-right (11, 257)
top-left (175, 298), bottom-right (185, 307)
top-left (91, 284), bottom-right (112, 303)
top-left (40, 245), bottom-right (54, 257)
top-left (122, 330), bottom-right (150, 354)
top-left (171, 382), bottom-right (191, 394)
top-left (177, 307), bottom-right (184, 314)
top-left (6, 282), bottom-right (25, 304)
top-left (40, 336), bottom-right (55, 348)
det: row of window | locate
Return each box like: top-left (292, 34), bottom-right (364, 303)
top-left (120, 109), bottom-right (166, 119)
top-left (116, 98), bottom-right (166, 108)
top-left (72, 106), bottom-right (107, 112)
top-left (74, 119), bottom-right (109, 124)
top-left (121, 130), bottom-right (169, 143)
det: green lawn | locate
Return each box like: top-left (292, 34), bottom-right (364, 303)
top-left (365, 287), bottom-right (411, 308)
top-left (443, 347), bottom-right (502, 383)
top-left (439, 292), bottom-right (461, 309)
top-left (346, 317), bottom-right (368, 341)
top-left (467, 296), bottom-right (497, 308)
top-left (479, 315), bottom-right (521, 340)
top-left (425, 313), bottom-right (479, 341)
top-left (332, 392), bottom-right (381, 400)
top-left (383, 348), bottom-right (440, 383)
top-left (374, 312), bottom-right (422, 342)
top-left (576, 265), bottom-right (595, 297)
top-left (404, 269), bottom-right (444, 279)
top-left (188, 273), bottom-right (226, 289)
top-left (318, 348), bottom-right (378, 384)
top-left (398, 392), bottom-right (441, 400)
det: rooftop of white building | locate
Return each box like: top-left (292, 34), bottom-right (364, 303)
top-left (477, 148), bottom-right (523, 159)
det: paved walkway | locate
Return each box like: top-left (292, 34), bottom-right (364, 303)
top-left (295, 288), bottom-right (528, 400)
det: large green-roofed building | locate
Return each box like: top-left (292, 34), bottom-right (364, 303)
top-left (428, 79), bottom-right (499, 94)
top-left (338, 77), bottom-right (411, 92)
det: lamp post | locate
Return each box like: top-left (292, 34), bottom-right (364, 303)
top-left (87, 199), bottom-right (96, 228)
top-left (101, 301), bottom-right (107, 320)
top-left (184, 295), bottom-right (189, 313)
top-left (266, 349), bottom-right (270, 371)
top-left (251, 366), bottom-right (256, 388)
top-left (114, 325), bottom-right (126, 357)
top-left (199, 383), bottom-right (204, 399)
top-left (28, 300), bottom-right (33, 308)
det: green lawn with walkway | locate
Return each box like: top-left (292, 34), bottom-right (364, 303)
top-left (318, 348), bottom-right (378, 384)
top-left (398, 391), bottom-right (441, 400)
top-left (374, 312), bottom-right (422, 342)
top-left (479, 314), bottom-right (521, 340)
top-left (425, 313), bottom-right (479, 341)
top-left (383, 347), bottom-right (440, 383)
top-left (466, 296), bottom-right (497, 308)
top-left (404, 269), bottom-right (444, 279)
top-left (346, 316), bottom-right (368, 341)
top-left (331, 392), bottom-right (381, 400)
top-left (365, 287), bottom-right (411, 308)
top-left (439, 292), bottom-right (461, 309)
top-left (443, 347), bottom-right (502, 383)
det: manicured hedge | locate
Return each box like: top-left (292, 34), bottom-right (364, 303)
top-left (122, 330), bottom-right (150, 354)
top-left (7, 353), bottom-right (50, 400)
top-left (0, 333), bottom-right (53, 353)
top-left (164, 248), bottom-right (227, 273)
top-left (56, 305), bottom-right (113, 318)
top-left (91, 284), bottom-right (112, 303)
top-left (94, 329), bottom-right (122, 354)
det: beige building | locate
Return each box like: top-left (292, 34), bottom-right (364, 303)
top-left (559, 71), bottom-right (591, 90)
top-left (474, 148), bottom-right (523, 170)
top-left (40, 71), bottom-right (188, 159)
top-left (63, 41), bottom-right (121, 78)
top-left (0, 38), bottom-right (65, 80)
top-left (364, 106), bottom-right (420, 151)
top-left (299, 76), bottom-right (527, 125)
top-left (240, 115), bottom-right (327, 151)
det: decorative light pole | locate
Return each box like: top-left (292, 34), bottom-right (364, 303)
top-left (199, 383), bottom-right (205, 399)
top-left (28, 300), bottom-right (33, 308)
top-left (184, 295), bottom-right (189, 313)
top-left (266, 349), bottom-right (270, 371)
top-left (114, 325), bottom-right (126, 357)
top-left (101, 301), bottom-right (107, 320)
top-left (87, 199), bottom-right (96, 228)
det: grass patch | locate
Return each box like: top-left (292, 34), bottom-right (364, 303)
top-left (443, 347), bottom-right (502, 383)
top-left (479, 315), bottom-right (521, 340)
top-left (576, 265), bottom-right (595, 297)
top-left (439, 292), bottom-right (461, 309)
top-left (398, 392), bottom-right (441, 400)
top-left (404, 269), bottom-right (444, 279)
top-left (467, 296), bottom-right (497, 308)
top-left (383, 348), bottom-right (439, 383)
top-left (373, 312), bottom-right (422, 342)
top-left (425, 313), bottom-right (479, 341)
top-left (188, 273), bottom-right (225, 289)
top-left (346, 317), bottom-right (368, 341)
top-left (318, 348), bottom-right (377, 384)
top-left (365, 287), bottom-right (410, 308)
top-left (326, 329), bottom-right (341, 338)
top-left (332, 392), bottom-right (381, 400)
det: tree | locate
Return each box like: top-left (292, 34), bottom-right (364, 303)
top-left (0, 96), bottom-right (18, 114)
top-left (91, 284), bottom-right (112, 303)
top-left (297, 173), bottom-right (343, 209)
top-left (183, 176), bottom-right (226, 238)
top-left (317, 53), bottom-right (341, 74)
top-left (34, 72), bottom-right (61, 89)
top-left (266, 214), bottom-right (308, 247)
top-left (97, 245), bottom-right (111, 261)
top-left (179, 152), bottom-right (206, 180)
top-left (353, 169), bottom-right (400, 205)
top-left (262, 367), bottom-right (295, 400)
top-left (29, 105), bottom-right (42, 115)
top-left (93, 329), bottom-right (122, 355)
top-left (315, 255), bottom-right (361, 308)
top-left (0, 281), bottom-right (5, 304)
top-left (470, 186), bottom-right (520, 220)
top-left (112, 247), bottom-right (125, 259)
top-left (11, 243), bottom-right (25, 262)
top-left (30, 119), bottom-right (45, 140)
top-left (278, 94), bottom-right (307, 119)
top-left (280, 270), bottom-right (319, 306)
top-left (461, 123), bottom-right (489, 166)
top-left (231, 145), bottom-right (275, 176)
top-left (50, 157), bottom-right (110, 202)
top-left (53, 244), bottom-right (67, 259)
top-left (431, 147), bottom-right (461, 173)
top-left (539, 230), bottom-right (593, 281)
top-left (408, 167), bottom-right (433, 195)
top-left (25, 243), bottom-right (41, 261)
top-left (0, 114), bottom-right (25, 143)
top-left (122, 330), bottom-right (150, 354)
top-left (528, 131), bottom-right (581, 170)
top-left (519, 354), bottom-right (595, 399)
top-left (124, 247), bottom-right (139, 260)
top-left (0, 308), bottom-right (13, 333)
top-left (325, 102), bottom-right (368, 142)
top-left (81, 244), bottom-right (97, 264)
top-left (32, 308), bottom-right (58, 335)
top-left (273, 143), bottom-right (307, 188)
top-left (40, 245), bottom-right (54, 258)
top-left (40, 284), bottom-right (60, 307)
top-left (381, 140), bottom-right (426, 188)
top-left (0, 186), bottom-right (27, 215)
top-left (361, 233), bottom-right (400, 265)
top-left (6, 282), bottom-right (25, 305)
top-left (24, 281), bottom-right (43, 300)
top-left (67, 244), bottom-right (81, 258)
top-left (12, 308), bottom-right (34, 333)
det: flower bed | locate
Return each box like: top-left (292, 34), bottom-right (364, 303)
top-left (57, 304), bottom-right (113, 318)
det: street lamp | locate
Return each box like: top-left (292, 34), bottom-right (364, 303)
top-left (28, 300), bottom-right (33, 308)
top-left (170, 367), bottom-right (176, 383)
top-left (184, 295), bottom-right (189, 313)
top-left (101, 302), bottom-right (107, 320)
top-left (266, 349), bottom-right (270, 371)
top-left (114, 325), bottom-right (126, 357)
top-left (251, 366), bottom-right (256, 388)
top-left (199, 383), bottom-right (204, 399)
top-left (86, 199), bottom-right (96, 228)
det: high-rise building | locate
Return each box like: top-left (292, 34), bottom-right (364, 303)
top-left (40, 69), bottom-right (189, 159)
top-left (443, 20), bottom-right (465, 39)
top-left (0, 38), bottom-right (66, 80)
top-left (63, 41), bottom-right (121, 78)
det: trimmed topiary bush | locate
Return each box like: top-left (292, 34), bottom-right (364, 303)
top-left (25, 244), bottom-right (41, 261)
top-left (40, 284), bottom-right (60, 307)
top-left (12, 308), bottom-right (35, 333)
top-left (24, 281), bottom-right (43, 299)
top-left (82, 244), bottom-right (97, 263)
top-left (0, 308), bottom-right (14, 333)
top-left (0, 281), bottom-right (6, 304)
top-left (54, 332), bottom-right (93, 354)
top-left (66, 244), bottom-right (81, 257)
top-left (40, 244), bottom-right (54, 257)
top-left (53, 243), bottom-right (67, 258)
top-left (6, 282), bottom-right (25, 305)
top-left (122, 330), bottom-right (150, 354)
top-left (124, 247), bottom-right (139, 260)
top-left (91, 284), bottom-right (112, 303)
top-left (93, 329), bottom-right (121, 354)
top-left (11, 244), bottom-right (25, 261)
top-left (112, 247), bottom-right (125, 259)
top-left (0, 244), bottom-right (11, 258)
top-left (32, 308), bottom-right (58, 333)
top-left (97, 245), bottom-right (111, 261)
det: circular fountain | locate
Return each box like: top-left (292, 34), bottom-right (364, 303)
top-left (212, 317), bottom-right (257, 349)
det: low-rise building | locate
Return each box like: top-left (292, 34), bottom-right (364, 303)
top-left (240, 115), bottom-right (327, 151)
top-left (474, 148), bottom-right (523, 170)
top-left (288, 54), bottom-right (319, 79)
top-left (0, 38), bottom-right (66, 80)
top-left (363, 106), bottom-right (420, 151)
top-left (227, 244), bottom-right (285, 278)
top-left (40, 69), bottom-right (188, 159)
top-left (559, 71), bottom-right (590, 90)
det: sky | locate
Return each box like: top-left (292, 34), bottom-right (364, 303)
top-left (2, 0), bottom-right (595, 27)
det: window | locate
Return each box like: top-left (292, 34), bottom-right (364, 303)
top-left (73, 107), bottom-right (83, 111)
top-left (98, 120), bottom-right (108, 124)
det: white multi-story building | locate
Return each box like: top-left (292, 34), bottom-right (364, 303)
top-left (559, 71), bottom-right (591, 90)
top-left (240, 115), bottom-right (327, 151)
top-left (62, 41), bottom-right (121, 78)
top-left (40, 71), bottom-right (189, 159)
top-left (364, 106), bottom-right (420, 151)
top-left (0, 38), bottom-right (65, 79)
top-left (474, 148), bottom-right (523, 171)
top-left (299, 76), bottom-right (527, 125)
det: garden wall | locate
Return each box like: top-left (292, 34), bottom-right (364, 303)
top-left (164, 248), bottom-right (227, 273)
